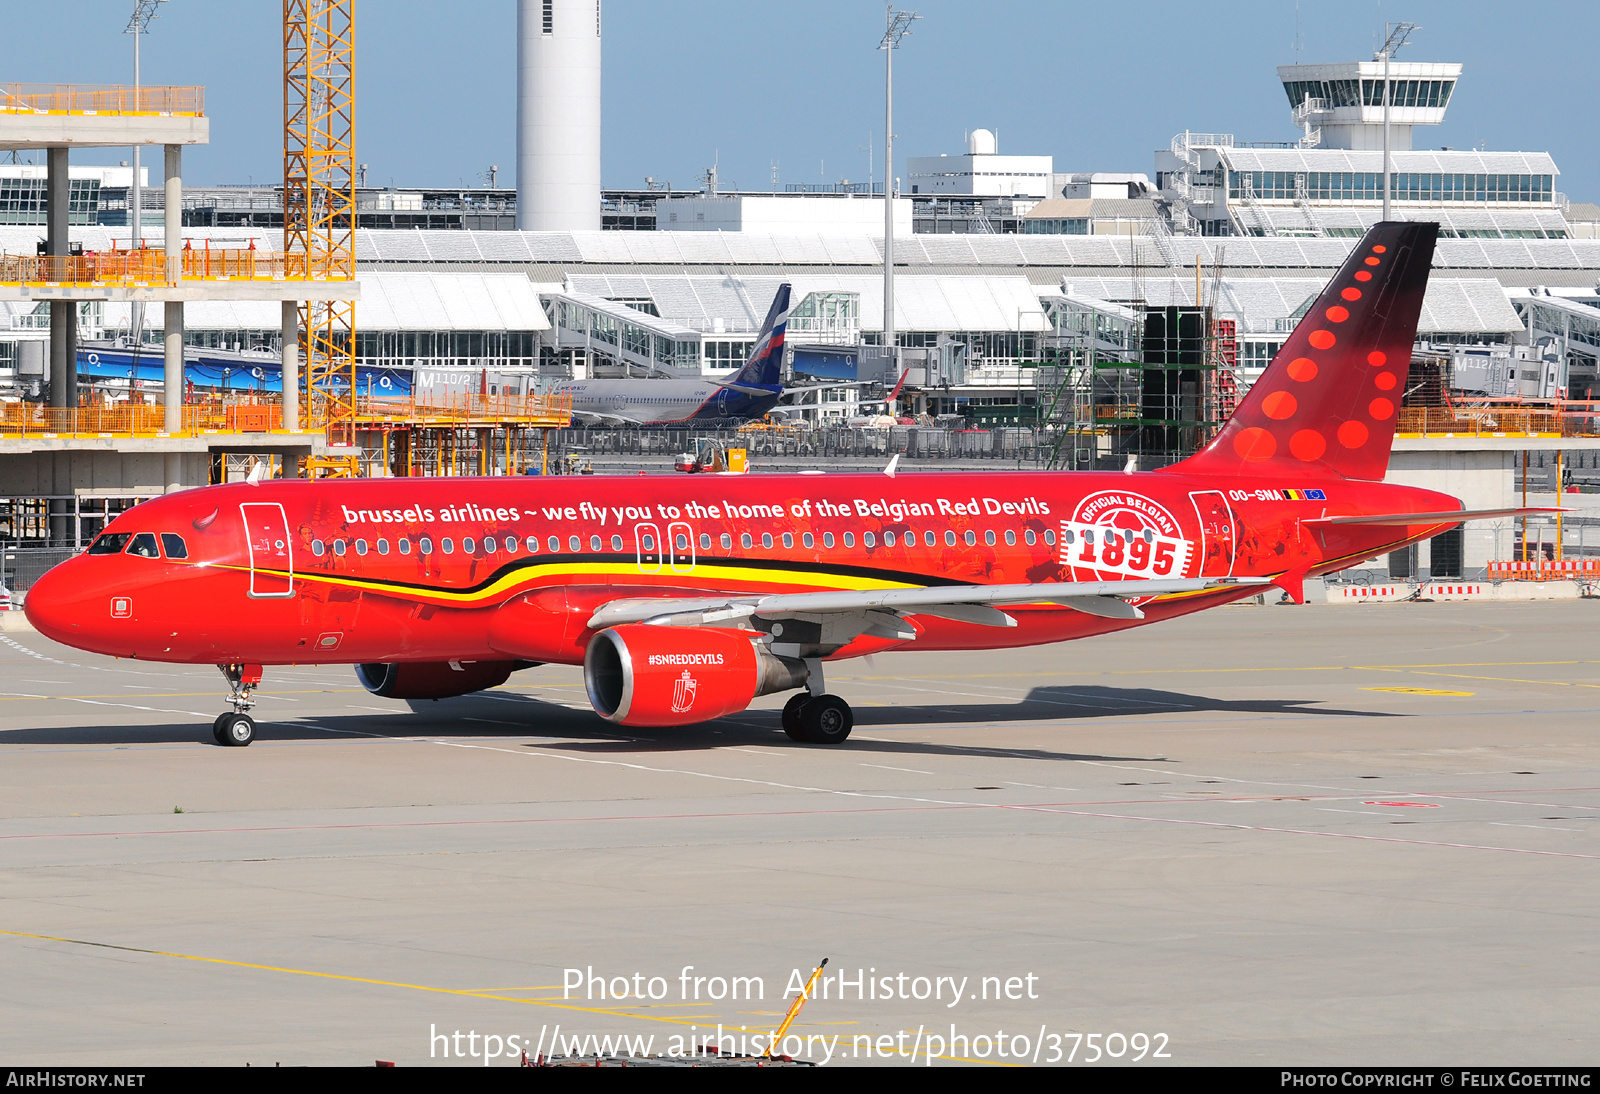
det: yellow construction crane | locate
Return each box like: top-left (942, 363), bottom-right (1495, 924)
top-left (283, 0), bottom-right (356, 447)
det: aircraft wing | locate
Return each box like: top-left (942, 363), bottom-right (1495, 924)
top-left (588, 576), bottom-right (1268, 634)
top-left (570, 408), bottom-right (646, 425)
top-left (707, 379), bottom-right (780, 397)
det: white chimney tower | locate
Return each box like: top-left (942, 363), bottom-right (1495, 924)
top-left (517, 0), bottom-right (602, 231)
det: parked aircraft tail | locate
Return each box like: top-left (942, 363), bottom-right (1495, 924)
top-left (1164, 221), bottom-right (1437, 482)
top-left (730, 283), bottom-right (791, 388)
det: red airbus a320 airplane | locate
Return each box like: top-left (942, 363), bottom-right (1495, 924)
top-left (25, 222), bottom-right (1534, 747)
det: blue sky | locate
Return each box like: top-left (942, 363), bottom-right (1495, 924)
top-left (9, 1), bottom-right (1597, 200)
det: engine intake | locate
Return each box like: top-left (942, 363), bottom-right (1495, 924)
top-left (355, 660), bottom-right (521, 700)
top-left (584, 625), bottom-right (806, 727)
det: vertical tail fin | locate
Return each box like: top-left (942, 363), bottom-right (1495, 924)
top-left (1165, 221), bottom-right (1437, 482)
top-left (731, 283), bottom-right (791, 387)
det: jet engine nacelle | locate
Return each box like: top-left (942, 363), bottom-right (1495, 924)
top-left (355, 660), bottom-right (519, 700)
top-left (584, 625), bottom-right (806, 727)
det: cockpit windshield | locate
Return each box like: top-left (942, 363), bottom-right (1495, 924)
top-left (127, 533), bottom-right (161, 558)
top-left (87, 533), bottom-right (133, 555)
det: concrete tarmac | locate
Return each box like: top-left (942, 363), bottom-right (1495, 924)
top-left (2, 599), bottom-right (1598, 1067)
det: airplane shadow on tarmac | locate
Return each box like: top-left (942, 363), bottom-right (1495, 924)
top-left (1, 683), bottom-right (1398, 758)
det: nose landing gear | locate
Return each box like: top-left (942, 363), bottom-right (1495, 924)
top-left (212, 664), bottom-right (263, 747)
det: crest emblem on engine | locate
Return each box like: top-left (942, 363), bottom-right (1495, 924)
top-left (671, 670), bottom-right (697, 714)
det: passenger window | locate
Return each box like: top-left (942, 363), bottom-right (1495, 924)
top-left (441, 538), bottom-right (454, 554)
top-left (843, 532), bottom-right (854, 547)
top-left (483, 537), bottom-right (496, 555)
top-left (721, 533), bottom-right (732, 550)
top-left (591, 535), bottom-right (602, 551)
top-left (642, 534), bottom-right (655, 551)
top-left (568, 535), bottom-right (580, 552)
top-left (985, 530), bottom-right (996, 546)
top-left (355, 539), bottom-right (369, 556)
top-left (463, 537), bottom-right (476, 553)
top-left (333, 539), bottom-right (347, 557)
top-left (548, 536), bottom-right (560, 552)
top-left (823, 532), bottom-right (834, 548)
top-left (420, 536), bottom-right (434, 553)
top-left (399, 538), bottom-right (412, 555)
top-left (782, 533), bottom-right (793, 549)
top-left (700, 533), bottom-right (711, 550)
top-left (312, 539), bottom-right (326, 556)
top-left (864, 532), bottom-right (876, 548)
top-left (964, 531), bottom-right (976, 546)
top-left (1061, 529), bottom-right (1074, 544)
top-left (1026, 529), bottom-right (1037, 546)
top-left (612, 535), bottom-right (623, 551)
top-left (160, 533), bottom-right (188, 559)
top-left (741, 533), bottom-right (753, 549)
top-left (377, 539), bottom-right (390, 555)
top-left (675, 533), bottom-right (688, 551)
top-left (945, 530), bottom-right (956, 546)
top-left (127, 533), bottom-right (161, 558)
top-left (803, 532), bottom-right (814, 548)
top-left (1005, 530), bottom-right (1016, 546)
top-left (925, 530), bottom-right (935, 546)
top-left (1044, 530), bottom-right (1056, 546)
top-left (89, 533), bottom-right (133, 555)
top-left (505, 536), bottom-right (518, 553)
top-left (761, 533), bottom-right (773, 549)
top-left (883, 531), bottom-right (895, 547)
top-left (526, 536), bottom-right (540, 553)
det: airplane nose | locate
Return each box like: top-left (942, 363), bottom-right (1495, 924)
top-left (23, 561), bottom-right (84, 646)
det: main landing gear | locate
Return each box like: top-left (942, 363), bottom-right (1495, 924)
top-left (212, 664), bottom-right (262, 747)
top-left (780, 660), bottom-right (854, 744)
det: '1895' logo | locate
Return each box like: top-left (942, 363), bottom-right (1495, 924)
top-left (1061, 492), bottom-right (1192, 585)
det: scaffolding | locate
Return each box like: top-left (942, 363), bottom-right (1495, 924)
top-left (284, 0), bottom-right (357, 446)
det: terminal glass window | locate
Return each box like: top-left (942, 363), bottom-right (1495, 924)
top-left (1231, 170), bottom-right (1552, 205)
top-left (1017, 217), bottom-right (1094, 235)
top-left (703, 341), bottom-right (755, 370)
top-left (789, 292), bottom-right (860, 336)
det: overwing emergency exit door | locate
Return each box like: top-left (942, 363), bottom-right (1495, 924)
top-left (634, 522), bottom-right (663, 573)
top-left (240, 502), bottom-right (294, 598)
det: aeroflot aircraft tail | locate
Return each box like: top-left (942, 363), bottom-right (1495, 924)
top-left (728, 283), bottom-right (791, 388)
top-left (1164, 221), bottom-right (1437, 483)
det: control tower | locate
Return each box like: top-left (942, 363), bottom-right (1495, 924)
top-left (1276, 61), bottom-right (1463, 150)
top-left (516, 0), bottom-right (602, 232)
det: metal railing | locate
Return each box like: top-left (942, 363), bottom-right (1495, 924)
top-left (0, 399), bottom-right (286, 438)
top-left (546, 424), bottom-right (1063, 466)
top-left (0, 248), bottom-right (320, 286)
top-left (0, 83), bottom-right (204, 116)
top-left (355, 390), bottom-right (573, 428)
top-left (1394, 406), bottom-right (1579, 437)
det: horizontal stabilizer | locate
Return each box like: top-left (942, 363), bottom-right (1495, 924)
top-left (1304, 506), bottom-right (1569, 528)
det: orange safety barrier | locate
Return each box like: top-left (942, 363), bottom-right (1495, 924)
top-left (0, 393), bottom-right (572, 439)
top-left (1395, 406), bottom-right (1565, 437)
top-left (0, 399), bottom-right (285, 438)
top-left (0, 248), bottom-right (320, 286)
top-left (0, 83), bottom-right (204, 116)
top-left (1488, 559), bottom-right (1600, 580)
top-left (355, 390), bottom-right (573, 428)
